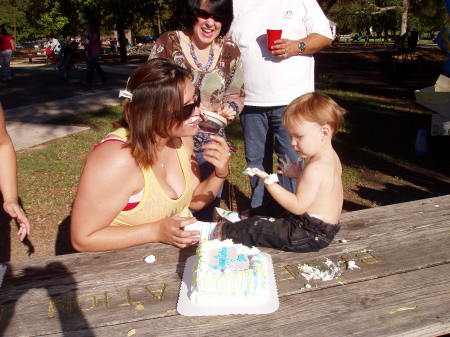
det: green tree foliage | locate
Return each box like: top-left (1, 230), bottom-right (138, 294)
top-left (330, 0), bottom-right (403, 36)
top-left (409, 0), bottom-right (450, 37)
top-left (32, 1), bottom-right (69, 38)
top-left (0, 0), bottom-right (33, 41)
top-left (326, 0), bottom-right (449, 38)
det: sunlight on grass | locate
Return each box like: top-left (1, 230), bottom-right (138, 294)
top-left (320, 89), bottom-right (431, 115)
top-left (342, 165), bottom-right (362, 189)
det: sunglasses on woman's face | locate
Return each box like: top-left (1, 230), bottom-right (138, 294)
top-left (193, 8), bottom-right (223, 22)
top-left (177, 88), bottom-right (201, 121)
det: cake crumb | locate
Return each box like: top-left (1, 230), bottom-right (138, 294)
top-left (346, 260), bottom-right (360, 270)
top-left (144, 255), bottom-right (156, 264)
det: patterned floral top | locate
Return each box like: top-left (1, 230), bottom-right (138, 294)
top-left (149, 31), bottom-right (244, 152)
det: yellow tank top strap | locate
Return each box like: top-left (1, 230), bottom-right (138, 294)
top-left (106, 127), bottom-right (128, 141)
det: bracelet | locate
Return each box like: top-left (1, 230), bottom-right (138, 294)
top-left (227, 101), bottom-right (240, 115)
top-left (264, 174), bottom-right (279, 185)
top-left (215, 170), bottom-right (228, 179)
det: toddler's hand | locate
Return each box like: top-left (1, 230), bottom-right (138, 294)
top-left (278, 155), bottom-right (303, 178)
top-left (243, 167), bottom-right (268, 179)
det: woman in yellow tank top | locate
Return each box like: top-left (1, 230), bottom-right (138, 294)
top-left (70, 58), bottom-right (230, 252)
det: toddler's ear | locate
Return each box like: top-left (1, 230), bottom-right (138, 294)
top-left (321, 124), bottom-right (331, 137)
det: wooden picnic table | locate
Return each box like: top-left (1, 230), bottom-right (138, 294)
top-left (1, 195), bottom-right (449, 337)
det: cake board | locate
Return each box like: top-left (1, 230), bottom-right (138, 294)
top-left (177, 253), bottom-right (279, 316)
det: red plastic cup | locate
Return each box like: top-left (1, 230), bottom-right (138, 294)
top-left (267, 29), bottom-right (282, 50)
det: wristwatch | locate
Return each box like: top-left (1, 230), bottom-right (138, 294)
top-left (297, 41), bottom-right (306, 55)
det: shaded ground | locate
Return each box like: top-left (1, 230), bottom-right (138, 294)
top-left (225, 45), bottom-right (450, 213)
top-left (315, 45), bottom-right (450, 211)
top-left (0, 54), bottom-right (146, 110)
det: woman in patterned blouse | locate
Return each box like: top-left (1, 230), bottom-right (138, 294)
top-left (149, 0), bottom-right (244, 221)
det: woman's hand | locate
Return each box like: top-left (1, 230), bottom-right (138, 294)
top-left (3, 201), bottom-right (31, 241)
top-left (202, 135), bottom-right (230, 178)
top-left (271, 39), bottom-right (300, 59)
top-left (156, 216), bottom-right (200, 248)
top-left (278, 155), bottom-right (303, 179)
top-left (218, 103), bottom-right (236, 121)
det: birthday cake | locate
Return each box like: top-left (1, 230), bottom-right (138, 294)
top-left (190, 239), bottom-right (269, 304)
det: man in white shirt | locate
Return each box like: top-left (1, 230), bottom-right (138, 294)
top-left (229, 0), bottom-right (332, 215)
top-left (48, 37), bottom-right (61, 55)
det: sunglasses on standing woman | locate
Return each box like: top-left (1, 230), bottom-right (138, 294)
top-left (193, 8), bottom-right (224, 22)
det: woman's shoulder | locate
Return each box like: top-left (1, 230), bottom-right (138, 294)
top-left (156, 31), bottom-right (180, 44)
top-left (88, 135), bottom-right (138, 175)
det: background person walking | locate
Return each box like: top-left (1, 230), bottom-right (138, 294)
top-left (0, 26), bottom-right (15, 82)
top-left (82, 22), bottom-right (106, 85)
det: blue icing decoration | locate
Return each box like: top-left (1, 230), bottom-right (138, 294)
top-left (211, 247), bottom-right (248, 271)
top-left (212, 247), bottom-right (230, 270)
top-left (237, 254), bottom-right (246, 263)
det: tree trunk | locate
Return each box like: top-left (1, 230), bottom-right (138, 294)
top-left (401, 0), bottom-right (409, 35)
top-left (156, 6), bottom-right (162, 35)
top-left (13, 15), bottom-right (17, 43)
top-left (116, 24), bottom-right (128, 64)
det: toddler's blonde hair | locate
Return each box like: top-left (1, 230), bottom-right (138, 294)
top-left (283, 92), bottom-right (346, 135)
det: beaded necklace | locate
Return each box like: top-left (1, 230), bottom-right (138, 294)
top-left (189, 40), bottom-right (214, 72)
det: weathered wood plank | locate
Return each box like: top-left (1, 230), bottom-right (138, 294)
top-left (42, 263), bottom-right (450, 337)
top-left (1, 195), bottom-right (449, 336)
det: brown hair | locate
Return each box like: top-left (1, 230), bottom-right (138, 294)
top-left (283, 92), bottom-right (346, 136)
top-left (116, 58), bottom-right (191, 167)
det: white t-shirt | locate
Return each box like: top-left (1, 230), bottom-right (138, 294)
top-left (49, 38), bottom-right (61, 54)
top-left (229, 0), bottom-right (332, 106)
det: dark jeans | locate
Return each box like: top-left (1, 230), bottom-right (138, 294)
top-left (240, 105), bottom-right (300, 209)
top-left (221, 213), bottom-right (340, 252)
top-left (59, 53), bottom-right (74, 71)
top-left (191, 150), bottom-right (223, 221)
top-left (86, 50), bottom-right (105, 83)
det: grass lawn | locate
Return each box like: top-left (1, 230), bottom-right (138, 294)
top-left (4, 46), bottom-right (450, 262)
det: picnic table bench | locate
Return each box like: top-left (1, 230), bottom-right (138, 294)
top-left (1, 195), bottom-right (449, 337)
top-left (391, 31), bottom-right (419, 62)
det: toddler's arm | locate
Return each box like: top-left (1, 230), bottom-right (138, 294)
top-left (250, 162), bottom-right (323, 215)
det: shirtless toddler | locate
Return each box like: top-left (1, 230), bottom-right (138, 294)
top-left (214, 92), bottom-right (346, 252)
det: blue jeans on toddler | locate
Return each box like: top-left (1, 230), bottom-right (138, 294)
top-left (221, 213), bottom-right (340, 252)
top-left (240, 105), bottom-right (300, 210)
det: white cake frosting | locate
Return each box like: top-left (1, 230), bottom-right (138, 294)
top-left (190, 239), bottom-right (269, 304)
